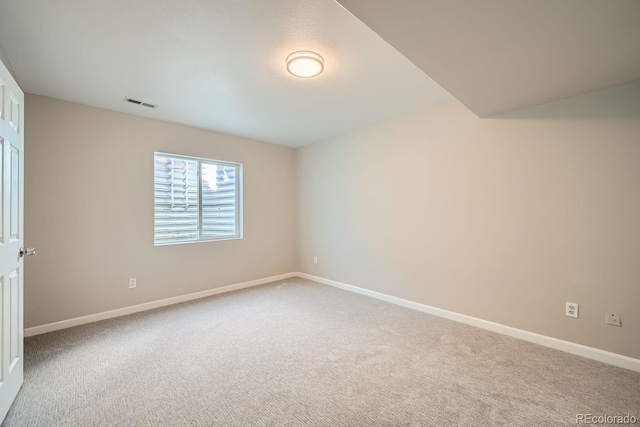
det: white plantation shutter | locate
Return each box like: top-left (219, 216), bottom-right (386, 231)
top-left (154, 153), bottom-right (241, 245)
top-left (154, 157), bottom-right (199, 244)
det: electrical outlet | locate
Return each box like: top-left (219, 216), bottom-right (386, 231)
top-left (566, 302), bottom-right (578, 318)
top-left (313, 256), bottom-right (318, 265)
top-left (129, 278), bottom-right (137, 289)
top-left (606, 312), bottom-right (621, 327)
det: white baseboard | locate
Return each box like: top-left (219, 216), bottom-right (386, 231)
top-left (24, 272), bottom-right (297, 337)
top-left (24, 270), bottom-right (640, 373)
top-left (296, 272), bottom-right (640, 373)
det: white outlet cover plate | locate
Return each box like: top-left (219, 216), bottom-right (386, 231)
top-left (566, 302), bottom-right (579, 318)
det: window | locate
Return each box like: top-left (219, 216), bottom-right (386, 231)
top-left (154, 152), bottom-right (242, 245)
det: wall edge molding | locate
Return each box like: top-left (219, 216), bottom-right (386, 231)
top-left (296, 272), bottom-right (640, 373)
top-left (24, 272), bottom-right (297, 337)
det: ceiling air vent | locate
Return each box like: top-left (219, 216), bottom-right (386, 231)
top-left (124, 97), bottom-right (158, 109)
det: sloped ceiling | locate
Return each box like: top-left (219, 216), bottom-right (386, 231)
top-left (337, 0), bottom-right (640, 117)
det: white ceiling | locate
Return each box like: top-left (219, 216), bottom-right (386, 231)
top-left (0, 0), bottom-right (452, 147)
top-left (337, 0), bottom-right (640, 117)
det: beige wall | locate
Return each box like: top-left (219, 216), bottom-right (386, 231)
top-left (24, 82), bottom-right (640, 360)
top-left (297, 82), bottom-right (640, 359)
top-left (0, 41), bottom-right (16, 80)
top-left (25, 95), bottom-right (297, 328)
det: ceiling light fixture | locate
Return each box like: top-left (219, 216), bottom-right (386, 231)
top-left (286, 51), bottom-right (324, 78)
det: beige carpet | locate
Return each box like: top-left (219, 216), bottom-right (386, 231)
top-left (3, 278), bottom-right (639, 426)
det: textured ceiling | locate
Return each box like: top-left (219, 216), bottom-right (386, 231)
top-left (337, 0), bottom-right (640, 117)
top-left (0, 0), bottom-right (452, 147)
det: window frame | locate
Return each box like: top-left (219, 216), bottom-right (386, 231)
top-left (153, 151), bottom-right (243, 246)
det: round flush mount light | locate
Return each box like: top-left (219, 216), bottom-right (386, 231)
top-left (286, 51), bottom-right (324, 78)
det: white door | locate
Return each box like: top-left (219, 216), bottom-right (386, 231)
top-left (0, 59), bottom-right (26, 421)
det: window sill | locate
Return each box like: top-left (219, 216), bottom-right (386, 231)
top-left (154, 236), bottom-right (243, 247)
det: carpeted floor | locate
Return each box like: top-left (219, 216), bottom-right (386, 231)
top-left (3, 278), bottom-right (639, 426)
